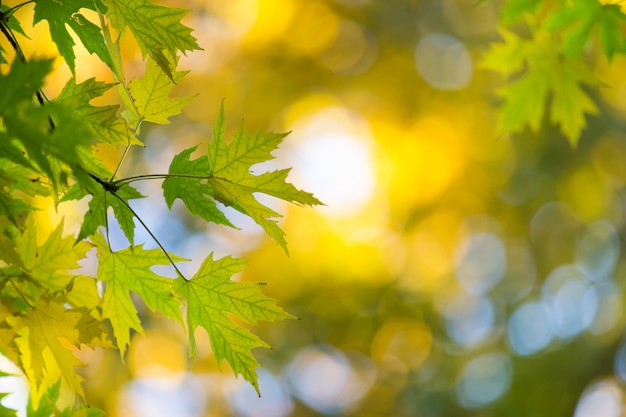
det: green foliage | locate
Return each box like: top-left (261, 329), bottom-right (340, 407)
top-left (32, 0), bottom-right (113, 74)
top-left (173, 254), bottom-right (293, 394)
top-left (163, 103), bottom-right (323, 252)
top-left (0, 0), bottom-right (320, 413)
top-left (482, 0), bottom-right (626, 146)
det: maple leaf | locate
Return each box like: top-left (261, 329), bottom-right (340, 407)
top-left (26, 378), bottom-right (106, 416)
top-left (480, 30), bottom-right (527, 75)
top-left (93, 233), bottom-right (184, 356)
top-left (0, 300), bottom-right (19, 366)
top-left (56, 78), bottom-right (140, 147)
top-left (0, 59), bottom-right (50, 115)
top-left (545, 0), bottom-right (626, 62)
top-left (126, 56), bottom-right (195, 127)
top-left (549, 60), bottom-right (599, 145)
top-left (63, 177), bottom-right (145, 245)
top-left (11, 214), bottom-right (91, 303)
top-left (497, 71), bottom-right (549, 135)
top-left (482, 29), bottom-right (598, 145)
top-left (33, 0), bottom-right (114, 74)
top-left (0, 231), bottom-right (23, 270)
top-left (19, 216), bottom-right (90, 286)
top-left (0, 59), bottom-right (94, 192)
top-left (104, 0), bottom-right (200, 79)
top-left (162, 104), bottom-right (323, 253)
top-left (7, 298), bottom-right (86, 403)
top-left (173, 254), bottom-right (293, 393)
top-left (0, 4), bottom-right (27, 65)
top-left (500, 0), bottom-right (542, 25)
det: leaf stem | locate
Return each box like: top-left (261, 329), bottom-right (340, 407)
top-left (3, 275), bottom-right (35, 309)
top-left (114, 173), bottom-right (215, 185)
top-left (108, 190), bottom-right (187, 280)
top-left (0, 14), bottom-right (55, 129)
top-left (103, 191), bottom-right (112, 251)
top-left (3, 0), bottom-right (35, 17)
top-left (110, 120), bottom-right (142, 182)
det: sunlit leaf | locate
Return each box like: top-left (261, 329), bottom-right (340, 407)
top-left (174, 253), bottom-right (292, 393)
top-left (93, 233), bottom-right (184, 356)
top-left (163, 104), bottom-right (323, 253)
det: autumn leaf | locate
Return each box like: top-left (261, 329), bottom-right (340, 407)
top-left (173, 254), bottom-right (293, 393)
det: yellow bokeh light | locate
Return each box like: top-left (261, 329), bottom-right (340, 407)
top-left (371, 320), bottom-right (433, 370)
top-left (382, 114), bottom-right (466, 211)
top-left (560, 165), bottom-right (613, 222)
top-left (282, 93), bottom-right (343, 128)
top-left (128, 332), bottom-right (187, 379)
top-left (318, 20), bottom-right (378, 75)
top-left (243, 0), bottom-right (295, 48)
top-left (593, 134), bottom-right (626, 185)
top-left (283, 1), bottom-right (340, 56)
top-left (202, 0), bottom-right (257, 34)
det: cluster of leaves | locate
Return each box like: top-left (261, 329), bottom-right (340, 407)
top-left (482, 0), bottom-right (626, 146)
top-left (0, 0), bottom-right (320, 413)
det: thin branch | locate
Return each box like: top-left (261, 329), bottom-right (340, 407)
top-left (108, 190), bottom-right (187, 280)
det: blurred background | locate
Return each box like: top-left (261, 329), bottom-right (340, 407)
top-left (7, 0), bottom-right (626, 416)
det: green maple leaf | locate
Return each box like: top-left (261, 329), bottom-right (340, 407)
top-left (63, 177), bottom-right (145, 245)
top-left (25, 378), bottom-right (104, 416)
top-left (0, 161), bottom-right (48, 199)
top-left (13, 214), bottom-right (91, 303)
top-left (56, 78), bottom-right (140, 147)
top-left (162, 145), bottom-right (235, 228)
top-left (7, 298), bottom-right (86, 402)
top-left (0, 4), bottom-right (27, 65)
top-left (0, 231), bottom-right (23, 269)
top-left (174, 254), bottom-right (292, 393)
top-left (545, 0), bottom-right (626, 62)
top-left (549, 60), bottom-right (599, 145)
top-left (0, 59), bottom-right (50, 115)
top-left (26, 380), bottom-right (61, 417)
top-left (500, 0), bottom-right (542, 25)
top-left (93, 233), bottom-right (184, 356)
top-left (126, 56), bottom-right (195, 127)
top-left (480, 30), bottom-right (527, 74)
top-left (482, 29), bottom-right (598, 145)
top-left (33, 0), bottom-right (114, 74)
top-left (1, 59), bottom-right (94, 191)
top-left (0, 301), bottom-right (19, 365)
top-left (104, 0), bottom-right (200, 79)
top-left (162, 104), bottom-right (323, 253)
top-left (497, 71), bottom-right (550, 135)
